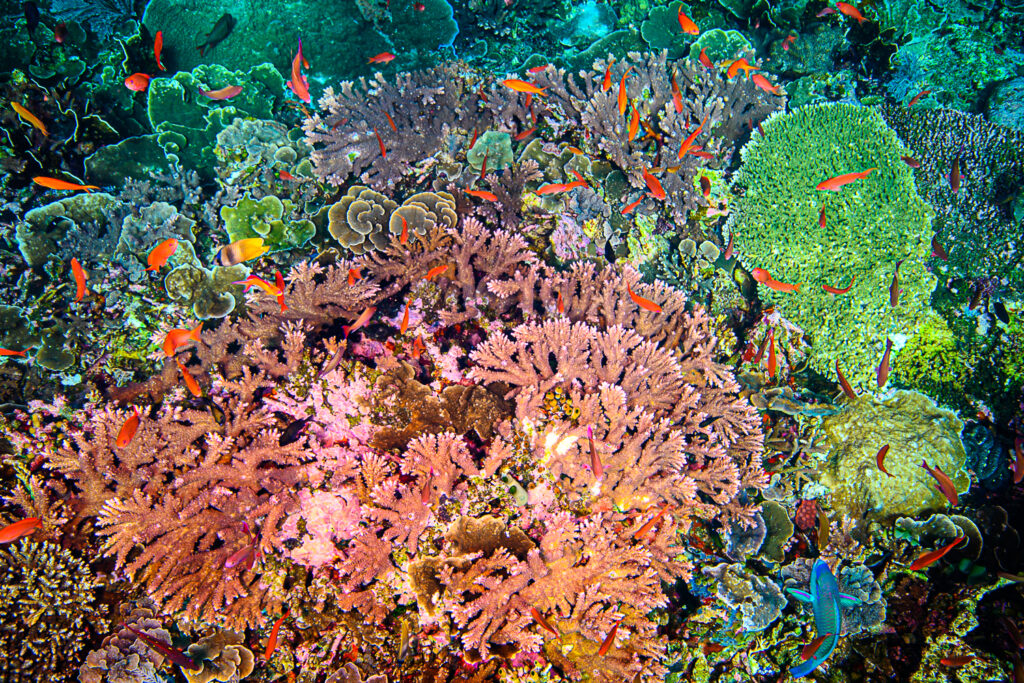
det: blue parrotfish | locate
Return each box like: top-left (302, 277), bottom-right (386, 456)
top-left (786, 559), bottom-right (861, 678)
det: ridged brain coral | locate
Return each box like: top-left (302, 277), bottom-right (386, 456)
top-left (726, 103), bottom-right (937, 387)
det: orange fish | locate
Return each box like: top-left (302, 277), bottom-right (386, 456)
top-left (201, 85), bottom-right (243, 100)
top-left (699, 47), bottom-right (712, 69)
top-left (939, 656), bottom-right (976, 667)
top-left (232, 275), bottom-right (282, 297)
top-left (627, 283), bottom-right (662, 313)
top-left (948, 156), bottom-right (961, 194)
top-left (876, 337), bottom-right (892, 388)
top-left (766, 328), bottom-right (777, 379)
top-left (621, 195), bottom-right (644, 214)
top-left (907, 88), bottom-right (932, 107)
top-left (531, 606), bottom-right (559, 636)
top-left (676, 114), bottom-right (709, 158)
top-left (597, 622), bottom-right (619, 657)
top-left (557, 291), bottom-right (565, 315)
top-left (425, 264), bottom-right (450, 280)
top-left (70, 257), bottom-right (88, 302)
top-left (642, 167), bottom-right (666, 200)
top-left (889, 259), bottom-right (903, 307)
top-left (219, 237), bottom-right (268, 266)
top-left (345, 267), bottom-right (361, 286)
top-left (33, 176), bottom-right (99, 192)
top-left (876, 444), bottom-right (893, 477)
top-left (274, 271), bottom-right (287, 312)
top-left (373, 126), bottom-right (387, 158)
top-left (633, 505), bottom-right (670, 539)
top-left (124, 73), bottom-right (151, 92)
top-left (587, 425), bottom-right (603, 478)
top-left (146, 238), bottom-right (178, 271)
top-left (154, 30), bottom-right (165, 70)
top-left (782, 34), bottom-right (797, 50)
top-left (836, 1), bottom-right (869, 23)
top-left (116, 406), bottom-right (141, 448)
top-left (671, 71), bottom-right (683, 113)
top-left (465, 189), bottom-right (499, 202)
top-left (176, 358), bottom-right (202, 397)
top-left (821, 275), bottom-right (855, 294)
top-left (384, 111), bottom-right (398, 132)
top-left (816, 167), bottom-right (876, 191)
top-left (617, 66), bottom-right (633, 115)
top-left (527, 64), bottom-right (550, 73)
top-left (368, 52), bottom-right (395, 64)
top-left (163, 323), bottom-right (203, 357)
top-left (751, 73), bottom-right (781, 95)
top-left (0, 348), bottom-right (27, 357)
top-left (411, 334), bottom-right (426, 359)
top-left (750, 267), bottom-right (801, 293)
top-left (901, 155), bottom-right (922, 168)
top-left (537, 183), bottom-right (570, 195)
top-left (723, 231), bottom-right (734, 260)
top-left (287, 37), bottom-right (310, 103)
top-left (342, 306), bottom-right (376, 338)
top-left (265, 609), bottom-right (290, 660)
top-left (400, 301), bottom-right (410, 334)
top-left (514, 126), bottom-right (537, 141)
top-left (0, 517), bottom-right (41, 544)
top-left (602, 60), bottom-right (613, 91)
top-left (677, 5), bottom-right (699, 34)
top-left (908, 536), bottom-right (963, 570)
top-left (399, 215), bottom-right (409, 244)
top-left (920, 459), bottom-right (959, 506)
top-left (502, 79), bottom-right (547, 96)
top-left (819, 206), bottom-right (827, 229)
top-left (628, 103), bottom-right (640, 140)
top-left (723, 58), bottom-right (758, 79)
top-left (11, 102), bottom-right (48, 137)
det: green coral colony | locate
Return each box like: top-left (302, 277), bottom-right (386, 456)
top-left (1, 0), bottom-right (1024, 681)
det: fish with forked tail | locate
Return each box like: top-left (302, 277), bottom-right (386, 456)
top-left (197, 13), bottom-right (235, 56)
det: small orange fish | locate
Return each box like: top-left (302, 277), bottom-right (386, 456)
top-left (33, 176), bottom-right (99, 192)
top-left (816, 167), bottom-right (876, 191)
top-left (633, 505), bottom-right (670, 539)
top-left (908, 535), bottom-right (963, 570)
top-left (819, 206), bottom-right (827, 229)
top-left (384, 111), bottom-right (398, 133)
top-left (424, 264), bottom-right (449, 280)
top-left (836, 1), bottom-right (869, 23)
top-left (465, 189), bottom-right (499, 202)
top-left (876, 337), bottom-right (892, 388)
top-left (617, 66), bottom-right (633, 115)
top-left (642, 167), bottom-right (666, 200)
top-left (821, 275), bottom-right (855, 295)
top-left (163, 323), bottom-right (203, 357)
top-left (1013, 437), bottom-right (1023, 485)
top-left (751, 73), bottom-right (782, 95)
top-left (676, 114), bottom-right (709, 158)
top-left (557, 291), bottom-right (565, 315)
top-left (766, 328), bottom-right (777, 379)
top-left (621, 195), bottom-right (644, 214)
top-left (232, 275), bottom-right (282, 297)
top-left (502, 79), bottom-right (547, 96)
top-left (0, 517), bottom-right (41, 544)
top-left (907, 88), bottom-right (932, 107)
top-left (527, 64), bottom-right (551, 73)
top-left (124, 73), bottom-right (151, 92)
top-left (265, 609), bottom-right (290, 660)
top-left (939, 656), bottom-right (976, 667)
top-left (342, 306), bottom-right (376, 338)
top-left (154, 30), bottom-right (165, 70)
top-left (146, 238), bottom-right (178, 271)
top-left (628, 103), bottom-right (640, 140)
top-left (347, 268), bottom-right (362, 286)
top-left (219, 237), bottom-right (268, 266)
top-left (699, 175), bottom-right (711, 199)
top-left (176, 358), bottom-right (202, 397)
top-left (368, 51), bottom-right (396, 64)
top-left (116, 406), bottom-right (141, 448)
top-left (411, 334), bottom-right (426, 359)
top-left (920, 460), bottom-right (959, 506)
top-left (531, 606), bottom-right (559, 636)
top-left (876, 444), bottom-right (893, 477)
top-left (602, 59), bottom-right (613, 91)
top-left (750, 267), bottom-right (801, 293)
top-left (0, 348), bottom-right (27, 357)
top-left (670, 71), bottom-right (683, 113)
top-left (627, 283), bottom-right (662, 312)
top-left (699, 47), bottom-right (712, 69)
top-left (723, 58), bottom-right (758, 79)
top-left (201, 85), bottom-right (243, 100)
top-left (782, 34), bottom-right (797, 50)
top-left (70, 257), bottom-right (88, 302)
top-left (287, 37), bottom-right (310, 103)
top-left (800, 633), bottom-right (833, 660)
top-left (400, 301), bottom-right (410, 334)
top-left (514, 126), bottom-right (537, 141)
top-left (399, 215), bottom-right (409, 244)
top-left (274, 271), bottom-right (287, 312)
top-left (677, 5), bottom-right (699, 34)
top-left (11, 102), bottom-right (48, 137)
top-left (536, 183), bottom-right (570, 195)
top-left (597, 622), bottom-right (619, 657)
top-left (373, 126), bottom-right (387, 158)
top-left (889, 259), bottom-right (903, 307)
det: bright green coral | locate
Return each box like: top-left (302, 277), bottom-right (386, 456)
top-left (726, 103), bottom-right (937, 387)
top-left (687, 28), bottom-right (753, 63)
top-left (221, 193), bottom-right (315, 253)
top-left (819, 391), bottom-right (968, 519)
top-left (892, 313), bottom-right (976, 410)
top-left (467, 131), bottom-right (514, 175)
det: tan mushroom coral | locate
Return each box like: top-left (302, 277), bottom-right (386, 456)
top-left (387, 191), bottom-right (458, 243)
top-left (328, 185), bottom-right (399, 254)
top-left (183, 630), bottom-right (255, 683)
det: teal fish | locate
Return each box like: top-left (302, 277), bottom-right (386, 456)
top-left (786, 559), bottom-right (860, 678)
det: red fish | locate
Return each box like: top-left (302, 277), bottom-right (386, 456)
top-left (948, 156), bottom-right (961, 193)
top-left (816, 6), bottom-right (837, 15)
top-left (424, 264), bottom-right (449, 280)
top-left (0, 517), bottom-right (41, 544)
top-left (124, 73), bottom-right (151, 92)
top-left (127, 626), bottom-right (199, 670)
top-left (723, 232), bottom-right (734, 260)
top-left (782, 34), bottom-right (797, 50)
top-left (671, 71), bottom-right (683, 113)
top-left (876, 444), bottom-right (893, 477)
top-left (278, 170), bottom-right (298, 181)
top-left (201, 85), bottom-right (243, 100)
top-left (374, 126), bottom-right (387, 158)
top-left (621, 196), bottom-right (644, 214)
top-left (54, 21), bottom-right (67, 43)
top-left (627, 283), bottom-right (662, 312)
top-left (751, 267), bottom-right (801, 293)
top-left (410, 334), bottom-right (426, 359)
top-left (889, 259), bottom-right (903, 307)
top-left (399, 301), bottom-right (410, 334)
top-left (628, 103), bottom-right (640, 140)
top-left (836, 1), bottom-right (869, 22)
top-left (819, 206), bottom-right (827, 229)
top-left (414, 2), bottom-right (425, 9)
top-left (751, 73), bottom-right (781, 95)
top-left (835, 359), bottom-right (857, 399)
top-left (369, 52), bottom-right (395, 64)
top-left (677, 114), bottom-right (709, 158)
top-left (348, 268), bottom-right (361, 286)
top-left (908, 535), bottom-right (963, 570)
top-left (633, 505), bottom-right (670, 539)
top-left (531, 606), bottom-right (559, 636)
top-left (699, 47), bottom-right (712, 69)
top-left (876, 337), bottom-right (893, 388)
top-left (176, 358), bottom-right (202, 397)
top-left (154, 30), bottom-right (165, 70)
top-left (801, 633), bottom-right (833, 660)
top-left (723, 58), bottom-right (758, 79)
top-left (34, 176), bottom-right (99, 192)
top-left (287, 38), bottom-right (310, 103)
top-left (677, 6), bottom-right (699, 34)
top-left (597, 622), bottom-right (619, 657)
top-left (265, 609), bottom-right (290, 660)
top-left (700, 174), bottom-right (711, 199)
top-left (0, 348), bottom-right (27, 357)
top-left (116, 406), bottom-right (141, 448)
top-left (618, 66), bottom-right (634, 115)
top-left (602, 59), bottom-right (613, 92)
top-left (163, 323), bottom-right (203, 356)
top-left (901, 155), bottom-right (921, 168)
top-left (70, 257), bottom-right (88, 302)
top-left (907, 88), bottom-right (931, 107)
top-left (816, 167), bottom-right (876, 191)
top-left (557, 291), bottom-right (565, 314)
top-left (766, 328), bottom-right (777, 379)
top-left (514, 126), bottom-right (537, 141)
top-left (502, 79), bottom-right (547, 96)
top-left (920, 460), bottom-right (959, 506)
top-left (642, 167), bottom-right (666, 200)
top-left (146, 238), bottom-right (178, 271)
top-left (940, 656), bottom-right (976, 667)
top-left (232, 275), bottom-right (282, 297)
top-left (385, 111), bottom-right (398, 132)
top-left (465, 189), bottom-right (498, 202)
top-left (587, 425), bottom-right (603, 479)
top-left (342, 306), bottom-right (376, 338)
top-left (274, 271), bottom-right (287, 312)
top-left (822, 275), bottom-right (855, 294)
top-left (399, 215), bottom-right (409, 244)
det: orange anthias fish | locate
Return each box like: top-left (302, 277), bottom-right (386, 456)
top-left (628, 103), bottom-right (640, 140)
top-left (602, 58), bottom-right (614, 91)
top-left (116, 406), bottom-right (141, 448)
top-left (699, 47), bottom-right (712, 69)
top-left (677, 6), bottom-right (699, 34)
top-left (816, 167), bottom-right (877, 191)
top-left (399, 215), bottom-right (409, 244)
top-left (642, 167), bottom-right (666, 200)
top-left (146, 238), bottom-right (178, 271)
top-left (908, 536), bottom-right (963, 570)
top-left (70, 257), bottom-right (88, 302)
top-left (368, 52), bottom-right (396, 64)
top-left (677, 114), bottom-right (709, 158)
top-left (33, 176), bottom-right (99, 192)
top-left (633, 505), bottom-right (671, 539)
top-left (342, 306), bottom-right (376, 338)
top-left (11, 102), bottom-right (48, 137)
top-left (671, 71), bottom-right (683, 113)
top-left (219, 237), bottom-right (268, 266)
top-left (627, 283), bottom-right (662, 313)
top-left (287, 37), bottom-right (310, 103)
top-left (876, 444), bottom-right (893, 477)
top-left (876, 337), bottom-right (893, 388)
top-left (531, 606), bottom-right (559, 637)
top-left (385, 111), bottom-right (398, 132)
top-left (889, 259), bottom-right (903, 307)
top-left (502, 79), bottom-right (547, 97)
top-left (347, 267), bottom-right (362, 286)
top-left (399, 301), bottom-right (410, 334)
top-left (537, 183), bottom-right (571, 195)
top-left (127, 626), bottom-right (199, 670)
top-left (557, 291), bottom-right (565, 314)
top-left (424, 264), bottom-right (450, 280)
top-left (618, 66), bottom-right (634, 115)
top-left (723, 58), bottom-right (758, 79)
top-left (0, 348), bottom-right (27, 357)
top-left (154, 30), bottom-right (165, 70)
top-left (766, 328), bottom-right (777, 379)
top-left (514, 126), bottom-right (537, 141)
top-left (201, 85), bottom-right (243, 100)
top-left (274, 271), bottom-right (287, 312)
top-left (597, 622), bottom-right (619, 657)
top-left (374, 126), bottom-right (387, 158)
top-left (907, 88), bottom-right (932, 107)
top-left (939, 656), bottom-right (976, 667)
top-left (921, 460), bottom-right (959, 506)
top-left (822, 275), bottom-right (855, 295)
top-left (176, 358), bottom-right (203, 397)
top-left (587, 425), bottom-right (603, 479)
top-left (751, 267), bottom-right (801, 293)
top-left (233, 275), bottom-right (283, 297)
top-left (163, 323), bottom-right (203, 357)
top-left (0, 517), bottom-right (41, 544)
top-left (124, 73), bottom-right (152, 92)
top-left (265, 609), bottom-right (290, 660)
top-left (466, 189), bottom-right (499, 202)
top-left (836, 1), bottom-right (869, 23)
top-left (621, 195), bottom-right (644, 214)
top-left (751, 73), bottom-right (782, 95)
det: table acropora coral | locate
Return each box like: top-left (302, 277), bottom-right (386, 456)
top-left (726, 102), bottom-right (937, 387)
top-left (818, 390), bottom-right (969, 519)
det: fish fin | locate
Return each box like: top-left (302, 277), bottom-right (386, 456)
top-left (789, 631), bottom-right (839, 678)
top-left (838, 593), bottom-right (861, 607)
top-left (786, 588), bottom-right (813, 603)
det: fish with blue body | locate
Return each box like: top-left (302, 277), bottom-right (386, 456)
top-left (786, 559), bottom-right (860, 678)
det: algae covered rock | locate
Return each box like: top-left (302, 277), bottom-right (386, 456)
top-left (819, 391), bottom-right (968, 519)
top-left (726, 103), bottom-right (936, 387)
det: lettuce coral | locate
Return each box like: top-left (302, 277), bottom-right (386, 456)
top-left (726, 103), bottom-right (937, 387)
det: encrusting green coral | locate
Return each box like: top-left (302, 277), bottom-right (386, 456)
top-left (892, 313), bottom-right (975, 411)
top-left (221, 193), bottom-right (315, 253)
top-left (467, 131), bottom-right (514, 175)
top-left (725, 103), bottom-right (936, 387)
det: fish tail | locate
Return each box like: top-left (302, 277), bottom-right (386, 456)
top-left (190, 323), bottom-right (203, 341)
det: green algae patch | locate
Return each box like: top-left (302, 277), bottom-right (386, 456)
top-left (819, 391), bottom-right (968, 519)
top-left (221, 193), bottom-right (315, 253)
top-left (726, 103), bottom-right (936, 387)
